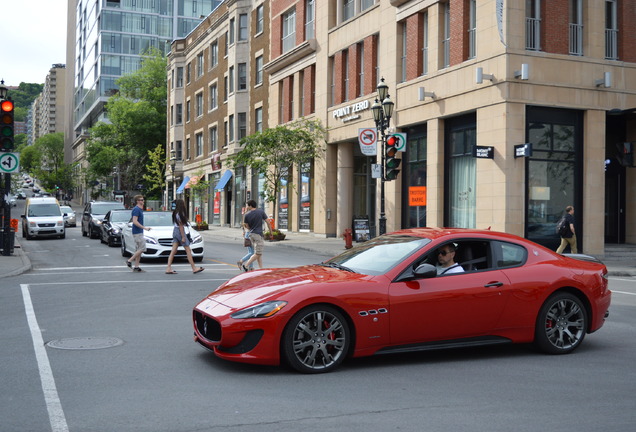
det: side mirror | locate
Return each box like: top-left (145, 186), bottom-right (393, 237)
top-left (413, 263), bottom-right (437, 279)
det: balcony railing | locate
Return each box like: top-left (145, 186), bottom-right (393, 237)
top-left (605, 29), bottom-right (618, 60)
top-left (526, 18), bottom-right (540, 51)
top-left (569, 23), bottom-right (582, 55)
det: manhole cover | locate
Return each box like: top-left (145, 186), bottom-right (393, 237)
top-left (46, 337), bottom-right (124, 350)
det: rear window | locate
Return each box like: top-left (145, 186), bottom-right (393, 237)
top-left (92, 203), bottom-right (125, 214)
top-left (28, 204), bottom-right (62, 217)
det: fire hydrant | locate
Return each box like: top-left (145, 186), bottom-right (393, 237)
top-left (343, 228), bottom-right (353, 249)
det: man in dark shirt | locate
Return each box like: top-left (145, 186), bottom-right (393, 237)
top-left (243, 200), bottom-right (268, 270)
top-left (556, 205), bottom-right (578, 254)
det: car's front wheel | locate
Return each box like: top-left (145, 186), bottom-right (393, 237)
top-left (121, 238), bottom-right (131, 257)
top-left (535, 292), bottom-right (587, 354)
top-left (281, 305), bottom-right (350, 374)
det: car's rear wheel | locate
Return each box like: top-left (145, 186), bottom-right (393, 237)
top-left (535, 292), bottom-right (587, 354)
top-left (282, 305), bottom-right (350, 374)
top-left (82, 225), bottom-right (87, 237)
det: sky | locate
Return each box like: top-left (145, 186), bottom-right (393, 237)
top-left (1, 0), bottom-right (68, 87)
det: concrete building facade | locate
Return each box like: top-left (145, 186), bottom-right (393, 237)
top-left (168, 0), bottom-right (636, 256)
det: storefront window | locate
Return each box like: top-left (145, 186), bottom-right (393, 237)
top-left (446, 115), bottom-right (476, 228)
top-left (525, 107), bottom-right (582, 249)
top-left (353, 154), bottom-right (376, 237)
top-left (299, 163), bottom-right (312, 231)
top-left (404, 130), bottom-right (427, 228)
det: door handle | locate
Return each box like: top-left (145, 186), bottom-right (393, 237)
top-left (484, 282), bottom-right (504, 288)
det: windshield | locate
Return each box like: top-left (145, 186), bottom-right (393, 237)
top-left (92, 203), bottom-right (125, 215)
top-left (110, 212), bottom-right (131, 223)
top-left (143, 212), bottom-right (174, 227)
top-left (28, 204), bottom-right (62, 217)
top-left (60, 206), bottom-right (73, 213)
top-left (325, 234), bottom-right (431, 275)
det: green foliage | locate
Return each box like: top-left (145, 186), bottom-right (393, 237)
top-left (142, 143), bottom-right (166, 200)
top-left (85, 48), bottom-right (167, 195)
top-left (6, 83), bottom-right (43, 121)
top-left (24, 133), bottom-right (78, 192)
top-left (228, 118), bottom-right (326, 224)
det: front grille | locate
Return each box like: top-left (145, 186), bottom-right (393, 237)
top-left (194, 310), bottom-right (221, 342)
top-left (158, 238), bottom-right (173, 246)
top-left (38, 223), bottom-right (56, 228)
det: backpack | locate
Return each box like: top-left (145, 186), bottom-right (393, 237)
top-left (556, 217), bottom-right (570, 237)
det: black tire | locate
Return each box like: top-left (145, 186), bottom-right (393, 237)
top-left (89, 225), bottom-right (98, 239)
top-left (194, 256), bottom-right (203, 263)
top-left (121, 238), bottom-right (131, 257)
top-left (82, 225), bottom-right (87, 237)
top-left (59, 232), bottom-right (65, 239)
top-left (281, 305), bottom-right (350, 374)
top-left (22, 227), bottom-right (26, 238)
top-left (107, 236), bottom-right (114, 247)
top-left (534, 292), bottom-right (587, 354)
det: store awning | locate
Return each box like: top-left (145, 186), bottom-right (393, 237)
top-left (176, 176), bottom-right (190, 194)
top-left (185, 175), bottom-right (201, 189)
top-left (214, 170), bottom-right (233, 191)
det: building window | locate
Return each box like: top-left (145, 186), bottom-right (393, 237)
top-left (605, 0), bottom-right (618, 60)
top-left (186, 100), bottom-right (191, 123)
top-left (238, 112), bottom-right (246, 140)
top-left (569, 0), bottom-right (583, 55)
top-left (256, 4), bottom-right (264, 34)
top-left (305, 0), bottom-right (315, 40)
top-left (239, 14), bottom-right (248, 41)
top-left (186, 62), bottom-right (191, 84)
top-left (176, 103), bottom-right (183, 124)
top-left (224, 76), bottom-right (228, 101)
top-left (442, 2), bottom-right (450, 68)
top-left (330, 56), bottom-right (335, 107)
top-left (255, 107), bottom-right (263, 132)
top-left (358, 42), bottom-right (364, 97)
top-left (255, 55), bottom-right (263, 85)
top-left (400, 23), bottom-right (407, 82)
top-left (186, 137), bottom-right (191, 160)
top-left (197, 52), bottom-right (204, 77)
top-left (343, 49), bottom-right (349, 102)
top-left (445, 114), bottom-right (476, 228)
top-left (210, 41), bottom-right (218, 67)
top-left (196, 133), bottom-right (203, 157)
top-left (224, 121), bottom-right (228, 147)
top-left (209, 126), bottom-right (217, 153)
top-left (404, 131), bottom-right (427, 228)
top-left (229, 66), bottom-right (234, 93)
top-left (526, 0), bottom-right (541, 51)
top-left (422, 12), bottom-right (429, 76)
top-left (361, 0), bottom-right (376, 12)
top-left (176, 67), bottom-right (184, 87)
top-left (209, 83), bottom-right (217, 110)
top-left (229, 18), bottom-right (235, 45)
top-left (282, 8), bottom-right (296, 54)
top-left (196, 93), bottom-right (203, 117)
top-left (238, 63), bottom-right (247, 90)
top-left (228, 114), bottom-right (234, 142)
top-left (468, 0), bottom-right (476, 59)
top-left (343, 0), bottom-right (354, 21)
top-left (176, 140), bottom-right (182, 160)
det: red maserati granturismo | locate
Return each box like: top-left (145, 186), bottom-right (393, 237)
top-left (193, 228), bottom-right (611, 373)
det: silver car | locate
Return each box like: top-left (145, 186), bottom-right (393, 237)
top-left (60, 205), bottom-right (77, 227)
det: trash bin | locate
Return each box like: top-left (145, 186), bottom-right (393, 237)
top-left (0, 227), bottom-right (15, 255)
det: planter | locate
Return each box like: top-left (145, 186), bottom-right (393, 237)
top-left (194, 225), bottom-right (209, 231)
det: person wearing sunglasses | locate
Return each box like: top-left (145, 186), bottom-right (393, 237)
top-left (436, 243), bottom-right (464, 275)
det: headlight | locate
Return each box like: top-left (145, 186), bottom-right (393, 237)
top-left (192, 234), bottom-right (203, 244)
top-left (230, 301), bottom-right (288, 319)
top-left (92, 218), bottom-right (102, 225)
top-left (111, 228), bottom-right (120, 234)
top-left (145, 237), bottom-right (158, 245)
top-left (56, 220), bottom-right (64, 226)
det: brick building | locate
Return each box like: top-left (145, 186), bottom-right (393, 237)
top-left (168, 0), bottom-right (636, 256)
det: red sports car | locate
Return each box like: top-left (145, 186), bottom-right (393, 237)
top-left (193, 228), bottom-right (611, 373)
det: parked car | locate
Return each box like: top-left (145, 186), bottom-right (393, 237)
top-left (82, 201), bottom-right (126, 239)
top-left (21, 197), bottom-right (66, 240)
top-left (100, 210), bottom-right (131, 247)
top-left (120, 211), bottom-right (204, 261)
top-left (16, 191), bottom-right (26, 199)
top-left (60, 205), bottom-right (76, 227)
top-left (193, 228), bottom-right (612, 373)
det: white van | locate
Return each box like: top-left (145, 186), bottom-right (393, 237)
top-left (21, 197), bottom-right (66, 239)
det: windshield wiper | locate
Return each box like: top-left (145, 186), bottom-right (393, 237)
top-left (320, 262), bottom-right (357, 273)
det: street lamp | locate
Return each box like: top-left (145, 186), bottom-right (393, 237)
top-left (372, 77), bottom-right (394, 236)
top-left (0, 80), bottom-right (8, 100)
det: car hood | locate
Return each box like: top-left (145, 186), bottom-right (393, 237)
top-left (204, 265), bottom-right (369, 310)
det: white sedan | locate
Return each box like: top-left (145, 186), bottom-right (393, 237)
top-left (120, 211), bottom-right (204, 261)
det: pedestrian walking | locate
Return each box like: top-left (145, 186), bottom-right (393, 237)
top-left (556, 205), bottom-right (578, 254)
top-left (237, 206), bottom-right (255, 272)
top-left (126, 195), bottom-right (151, 272)
top-left (243, 200), bottom-right (268, 270)
top-left (165, 199), bottom-right (204, 275)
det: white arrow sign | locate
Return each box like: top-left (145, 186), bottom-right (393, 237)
top-left (0, 152), bottom-right (20, 174)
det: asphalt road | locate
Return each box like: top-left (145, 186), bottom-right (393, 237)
top-left (1, 218), bottom-right (635, 432)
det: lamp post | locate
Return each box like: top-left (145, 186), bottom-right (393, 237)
top-left (372, 78), bottom-right (394, 236)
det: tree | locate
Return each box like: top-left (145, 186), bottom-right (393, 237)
top-left (85, 48), bottom-right (167, 196)
top-left (228, 118), bottom-right (326, 227)
top-left (24, 133), bottom-right (77, 192)
top-left (142, 143), bottom-right (166, 200)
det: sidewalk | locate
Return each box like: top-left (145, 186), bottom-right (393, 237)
top-left (2, 227), bottom-right (634, 279)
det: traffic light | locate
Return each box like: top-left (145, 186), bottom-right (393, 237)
top-left (384, 134), bottom-right (402, 180)
top-left (1, 99), bottom-right (15, 151)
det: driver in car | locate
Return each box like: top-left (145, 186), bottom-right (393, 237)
top-left (436, 244), bottom-right (464, 275)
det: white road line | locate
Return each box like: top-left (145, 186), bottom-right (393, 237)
top-left (20, 284), bottom-right (69, 432)
top-left (25, 278), bottom-right (228, 286)
top-left (612, 290), bottom-right (636, 296)
top-left (34, 264), bottom-right (226, 271)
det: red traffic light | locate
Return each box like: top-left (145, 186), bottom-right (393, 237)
top-left (1, 100), bottom-right (14, 114)
top-left (1, 99), bottom-right (15, 151)
top-left (387, 135), bottom-right (398, 146)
